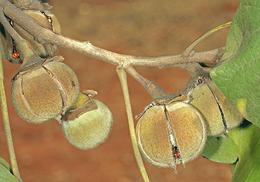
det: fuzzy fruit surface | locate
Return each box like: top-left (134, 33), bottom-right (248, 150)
top-left (136, 102), bottom-right (207, 168)
top-left (190, 80), bottom-right (242, 136)
top-left (12, 58), bottom-right (80, 123)
top-left (62, 99), bottom-right (113, 150)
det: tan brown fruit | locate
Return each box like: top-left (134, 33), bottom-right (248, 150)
top-left (12, 56), bottom-right (80, 123)
top-left (190, 79), bottom-right (242, 136)
top-left (61, 96), bottom-right (113, 150)
top-left (136, 102), bottom-right (207, 168)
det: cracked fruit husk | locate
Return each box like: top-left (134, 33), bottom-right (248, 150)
top-left (12, 56), bottom-right (80, 123)
top-left (136, 102), bottom-right (207, 168)
top-left (189, 79), bottom-right (243, 136)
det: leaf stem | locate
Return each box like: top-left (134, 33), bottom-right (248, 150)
top-left (116, 67), bottom-right (150, 182)
top-left (183, 21), bottom-right (231, 56)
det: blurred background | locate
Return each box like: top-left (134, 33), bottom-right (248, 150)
top-left (0, 0), bottom-right (239, 181)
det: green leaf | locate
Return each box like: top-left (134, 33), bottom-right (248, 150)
top-left (0, 157), bottom-right (11, 169)
top-left (210, 0), bottom-right (260, 127)
top-left (0, 157), bottom-right (19, 182)
top-left (202, 136), bottom-right (238, 164)
top-left (229, 123), bottom-right (260, 182)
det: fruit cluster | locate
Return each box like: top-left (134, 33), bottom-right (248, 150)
top-left (136, 76), bottom-right (242, 169)
top-left (10, 9), bottom-right (113, 150)
top-left (8, 6), bottom-right (241, 171)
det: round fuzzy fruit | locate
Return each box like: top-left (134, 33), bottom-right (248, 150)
top-left (12, 57), bottom-right (80, 123)
top-left (61, 98), bottom-right (113, 150)
top-left (136, 102), bottom-right (207, 168)
top-left (190, 79), bottom-right (242, 136)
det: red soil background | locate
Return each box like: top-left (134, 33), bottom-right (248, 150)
top-left (0, 0), bottom-right (239, 181)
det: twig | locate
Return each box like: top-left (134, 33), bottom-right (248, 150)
top-left (183, 21), bottom-right (231, 56)
top-left (0, 0), bottom-right (223, 68)
top-left (181, 22), bottom-right (231, 85)
top-left (116, 67), bottom-right (150, 182)
top-left (0, 7), bottom-right (34, 60)
top-left (0, 38), bottom-right (22, 180)
top-left (126, 66), bottom-right (169, 99)
top-left (0, 9), bottom-right (23, 44)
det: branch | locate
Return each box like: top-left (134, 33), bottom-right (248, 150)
top-left (126, 66), bottom-right (170, 99)
top-left (0, 0), bottom-right (224, 68)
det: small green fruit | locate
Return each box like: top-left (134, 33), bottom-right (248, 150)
top-left (61, 98), bottom-right (113, 150)
top-left (12, 57), bottom-right (80, 123)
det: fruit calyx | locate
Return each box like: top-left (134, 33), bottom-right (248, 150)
top-left (61, 93), bottom-right (98, 122)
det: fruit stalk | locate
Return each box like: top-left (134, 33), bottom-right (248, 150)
top-left (0, 46), bottom-right (22, 180)
top-left (116, 67), bottom-right (150, 182)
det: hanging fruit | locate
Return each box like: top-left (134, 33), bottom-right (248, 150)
top-left (61, 93), bottom-right (113, 150)
top-left (136, 101), bottom-right (207, 168)
top-left (189, 77), bottom-right (243, 136)
top-left (12, 56), bottom-right (80, 123)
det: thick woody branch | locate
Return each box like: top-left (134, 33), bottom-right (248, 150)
top-left (0, 0), bottom-right (224, 68)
